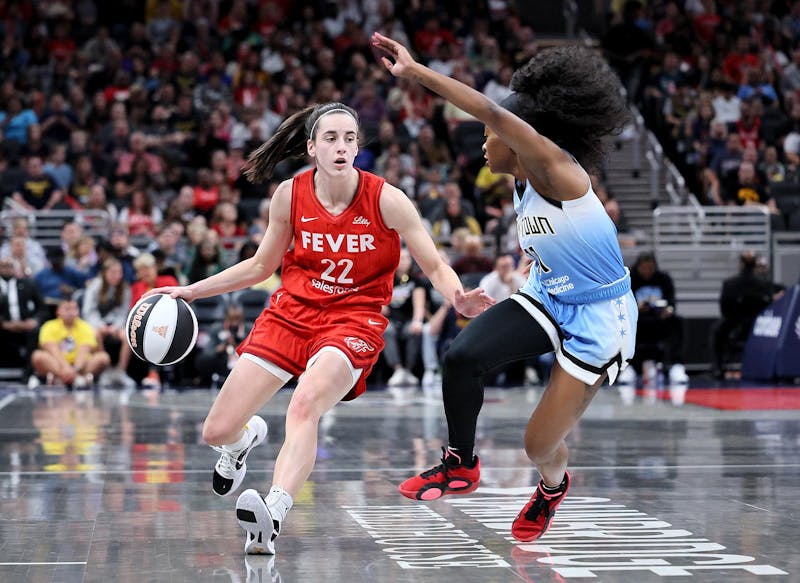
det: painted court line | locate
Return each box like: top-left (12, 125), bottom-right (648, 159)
top-left (0, 562), bottom-right (86, 566)
top-left (0, 394), bottom-right (16, 412)
top-left (2, 462), bottom-right (800, 476)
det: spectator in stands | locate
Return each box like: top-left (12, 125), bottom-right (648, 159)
top-left (118, 188), bottom-right (163, 238)
top-left (60, 221), bottom-right (84, 258)
top-left (431, 183), bottom-right (482, 241)
top-left (28, 298), bottom-right (111, 389)
top-left (711, 82), bottom-right (742, 125)
top-left (43, 144), bottom-right (73, 191)
top-left (210, 201), bottom-right (246, 242)
top-left (624, 252), bottom-right (688, 385)
top-left (185, 234), bottom-right (225, 284)
top-left (383, 248), bottom-right (426, 388)
top-left (11, 155), bottom-right (64, 211)
top-left (192, 168), bottom-right (220, 215)
top-left (195, 304), bottom-right (249, 386)
top-left (34, 247), bottom-right (87, 305)
top-left (0, 217), bottom-right (47, 276)
top-left (3, 236), bottom-right (38, 279)
top-left (83, 184), bottom-right (118, 224)
top-left (147, 222), bottom-right (188, 275)
top-left (82, 258), bottom-right (135, 388)
top-left (712, 251), bottom-right (780, 379)
top-left (478, 254), bottom-right (526, 303)
top-left (0, 256), bottom-right (47, 375)
top-left (0, 93), bottom-right (38, 145)
top-left (39, 93), bottom-right (78, 145)
top-left (723, 160), bottom-right (780, 215)
top-left (451, 234), bottom-right (493, 277)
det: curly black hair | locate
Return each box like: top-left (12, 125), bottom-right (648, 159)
top-left (509, 45), bottom-right (629, 172)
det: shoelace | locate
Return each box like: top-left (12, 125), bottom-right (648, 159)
top-left (212, 445), bottom-right (241, 477)
top-left (420, 447), bottom-right (454, 478)
top-left (524, 485), bottom-right (561, 520)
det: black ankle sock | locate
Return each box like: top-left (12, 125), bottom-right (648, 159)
top-left (540, 475), bottom-right (567, 494)
top-left (446, 445), bottom-right (476, 468)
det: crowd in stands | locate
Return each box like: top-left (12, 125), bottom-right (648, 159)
top-left (0, 0), bottom-right (551, 389)
top-left (613, 0), bottom-right (800, 230)
top-left (3, 0), bottom-right (793, 389)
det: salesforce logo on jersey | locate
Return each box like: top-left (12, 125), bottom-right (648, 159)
top-left (752, 310), bottom-right (782, 338)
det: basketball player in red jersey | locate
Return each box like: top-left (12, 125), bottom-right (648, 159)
top-left (145, 102), bottom-right (494, 555)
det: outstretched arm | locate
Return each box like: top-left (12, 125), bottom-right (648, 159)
top-left (372, 33), bottom-right (589, 199)
top-left (380, 183), bottom-right (494, 318)
top-left (145, 180), bottom-right (295, 302)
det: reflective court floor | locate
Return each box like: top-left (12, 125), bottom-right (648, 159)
top-left (1, 380), bottom-right (798, 583)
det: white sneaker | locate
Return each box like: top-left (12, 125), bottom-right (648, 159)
top-left (401, 368), bottom-right (419, 386)
top-left (421, 369), bottom-right (436, 387)
top-left (617, 365), bottom-right (636, 385)
top-left (212, 415), bottom-right (268, 496)
top-left (114, 368), bottom-right (137, 389)
top-left (237, 488), bottom-right (281, 555)
top-left (26, 375), bottom-right (41, 390)
top-left (387, 367), bottom-right (409, 387)
top-left (73, 373), bottom-right (94, 389)
top-left (669, 364), bottom-right (689, 385)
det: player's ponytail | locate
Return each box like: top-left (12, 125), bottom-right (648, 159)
top-left (245, 106), bottom-right (316, 183)
top-left (245, 102), bottom-right (360, 183)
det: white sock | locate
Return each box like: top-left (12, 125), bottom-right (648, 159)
top-left (224, 428), bottom-right (251, 451)
top-left (265, 486), bottom-right (293, 522)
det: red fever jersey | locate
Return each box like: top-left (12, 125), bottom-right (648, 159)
top-left (281, 168), bottom-right (400, 309)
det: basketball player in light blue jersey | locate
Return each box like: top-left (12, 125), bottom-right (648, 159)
top-left (373, 32), bottom-right (635, 542)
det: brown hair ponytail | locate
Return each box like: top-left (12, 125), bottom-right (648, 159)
top-left (244, 102), bottom-right (360, 183)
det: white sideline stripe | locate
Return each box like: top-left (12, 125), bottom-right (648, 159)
top-left (0, 562), bottom-right (86, 566)
top-left (0, 394), bottom-right (16, 412)
top-left (1, 463), bottom-right (800, 476)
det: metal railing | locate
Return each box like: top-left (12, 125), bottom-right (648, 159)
top-left (0, 209), bottom-right (113, 249)
top-left (653, 206), bottom-right (772, 317)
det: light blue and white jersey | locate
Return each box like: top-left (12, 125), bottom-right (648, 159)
top-left (510, 174), bottom-right (637, 386)
top-left (514, 177), bottom-right (630, 304)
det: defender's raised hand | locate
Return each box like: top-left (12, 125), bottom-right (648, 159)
top-left (371, 32), bottom-right (418, 78)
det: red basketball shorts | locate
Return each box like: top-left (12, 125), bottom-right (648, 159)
top-left (236, 290), bottom-right (387, 400)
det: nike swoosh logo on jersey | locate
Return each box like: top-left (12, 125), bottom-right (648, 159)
top-left (300, 216), bottom-right (318, 222)
top-left (368, 319), bottom-right (382, 325)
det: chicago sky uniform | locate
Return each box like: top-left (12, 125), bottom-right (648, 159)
top-left (237, 169), bottom-right (400, 399)
top-left (510, 176), bottom-right (637, 385)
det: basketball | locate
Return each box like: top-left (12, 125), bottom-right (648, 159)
top-left (126, 293), bottom-right (199, 365)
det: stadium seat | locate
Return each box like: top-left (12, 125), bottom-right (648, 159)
top-left (235, 288), bottom-right (270, 321)
top-left (192, 294), bottom-right (229, 330)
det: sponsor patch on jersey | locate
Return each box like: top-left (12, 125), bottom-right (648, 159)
top-left (345, 336), bottom-right (375, 353)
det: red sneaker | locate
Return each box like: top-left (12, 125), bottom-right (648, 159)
top-left (398, 448), bottom-right (480, 501)
top-left (511, 471), bottom-right (570, 542)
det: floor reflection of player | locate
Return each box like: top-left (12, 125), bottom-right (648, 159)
top-left (146, 102), bottom-right (493, 554)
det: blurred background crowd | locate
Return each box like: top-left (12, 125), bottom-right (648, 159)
top-left (0, 0), bottom-right (796, 391)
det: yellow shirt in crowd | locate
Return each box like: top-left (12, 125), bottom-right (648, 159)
top-left (39, 318), bottom-right (97, 365)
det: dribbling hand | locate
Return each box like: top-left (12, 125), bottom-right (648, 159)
top-left (454, 288), bottom-right (496, 318)
top-left (371, 32), bottom-right (417, 79)
top-left (142, 286), bottom-right (197, 303)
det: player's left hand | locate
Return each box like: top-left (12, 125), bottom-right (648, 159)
top-left (372, 32), bottom-right (417, 78)
top-left (454, 288), bottom-right (495, 318)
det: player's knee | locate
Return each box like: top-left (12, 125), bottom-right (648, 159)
top-left (286, 391), bottom-right (321, 425)
top-left (202, 417), bottom-right (238, 446)
top-left (444, 338), bottom-right (480, 372)
top-left (524, 431), bottom-right (560, 465)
